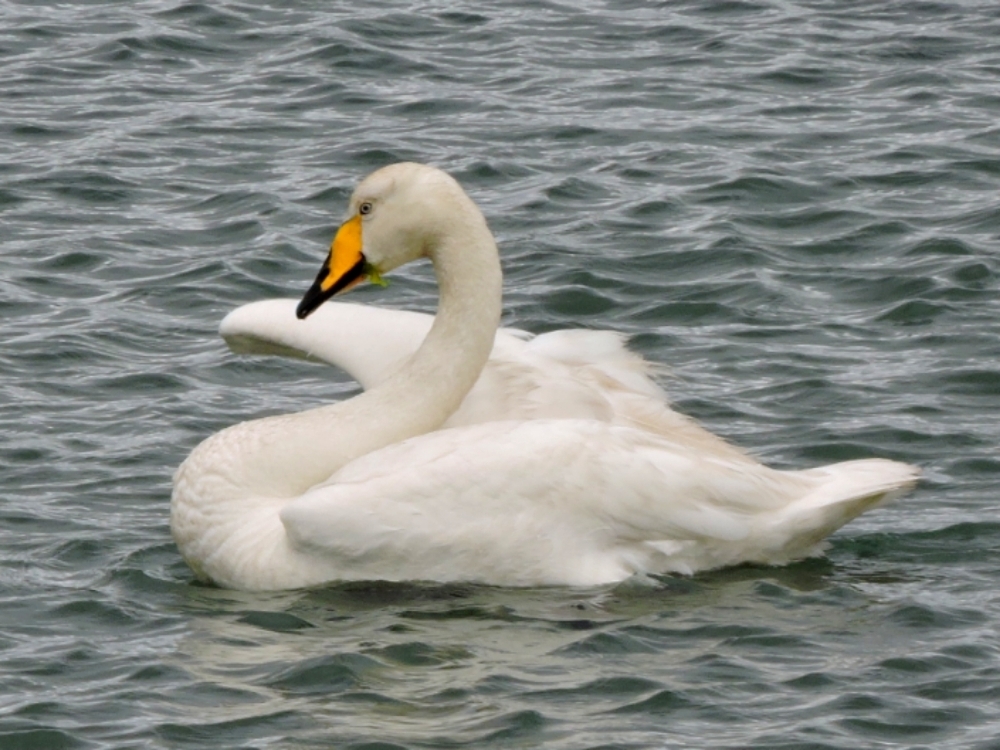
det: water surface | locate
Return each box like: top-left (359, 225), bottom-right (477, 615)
top-left (2, 1), bottom-right (1000, 747)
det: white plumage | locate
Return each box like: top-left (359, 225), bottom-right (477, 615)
top-left (171, 162), bottom-right (918, 591)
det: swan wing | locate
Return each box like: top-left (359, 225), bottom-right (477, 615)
top-left (218, 299), bottom-right (671, 425)
top-left (279, 420), bottom-right (917, 585)
top-left (220, 299), bottom-right (434, 390)
top-left (525, 329), bottom-right (667, 399)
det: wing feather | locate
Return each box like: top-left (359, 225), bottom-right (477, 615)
top-left (279, 420), bottom-right (809, 584)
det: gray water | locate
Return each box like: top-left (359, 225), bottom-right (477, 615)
top-left (3, 1), bottom-right (1000, 747)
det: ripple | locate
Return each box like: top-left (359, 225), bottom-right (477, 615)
top-left (237, 611), bottom-right (315, 632)
top-left (556, 631), bottom-right (659, 656)
top-left (371, 641), bottom-right (473, 667)
top-left (155, 711), bottom-right (304, 745)
top-left (0, 729), bottom-right (92, 750)
top-left (265, 654), bottom-right (377, 696)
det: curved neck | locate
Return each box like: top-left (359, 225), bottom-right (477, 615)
top-left (193, 209), bottom-right (503, 500)
top-left (333, 215), bottom-right (503, 465)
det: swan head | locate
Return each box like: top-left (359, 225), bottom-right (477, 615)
top-left (296, 162), bottom-right (482, 319)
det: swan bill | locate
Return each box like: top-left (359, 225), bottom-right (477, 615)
top-left (296, 215), bottom-right (367, 320)
top-left (296, 255), bottom-right (366, 319)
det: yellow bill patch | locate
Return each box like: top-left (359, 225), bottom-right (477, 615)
top-left (320, 214), bottom-right (364, 292)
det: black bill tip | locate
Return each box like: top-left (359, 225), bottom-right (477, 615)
top-left (295, 255), bottom-right (368, 320)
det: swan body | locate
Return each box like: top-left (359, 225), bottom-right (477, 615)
top-left (172, 162), bottom-right (919, 590)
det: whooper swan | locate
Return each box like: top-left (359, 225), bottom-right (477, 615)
top-left (171, 162), bottom-right (918, 590)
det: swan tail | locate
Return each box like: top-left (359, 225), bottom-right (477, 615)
top-left (770, 458), bottom-right (920, 557)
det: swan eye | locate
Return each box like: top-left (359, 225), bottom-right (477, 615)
top-left (359, 201), bottom-right (373, 216)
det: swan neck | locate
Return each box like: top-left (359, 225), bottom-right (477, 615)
top-left (367, 209), bottom-right (503, 439)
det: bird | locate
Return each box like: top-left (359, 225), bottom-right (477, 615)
top-left (171, 162), bottom-right (919, 591)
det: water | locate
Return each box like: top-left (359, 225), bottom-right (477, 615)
top-left (2, 0), bottom-right (1000, 747)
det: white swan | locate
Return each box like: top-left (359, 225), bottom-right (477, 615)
top-left (172, 162), bottom-right (919, 590)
